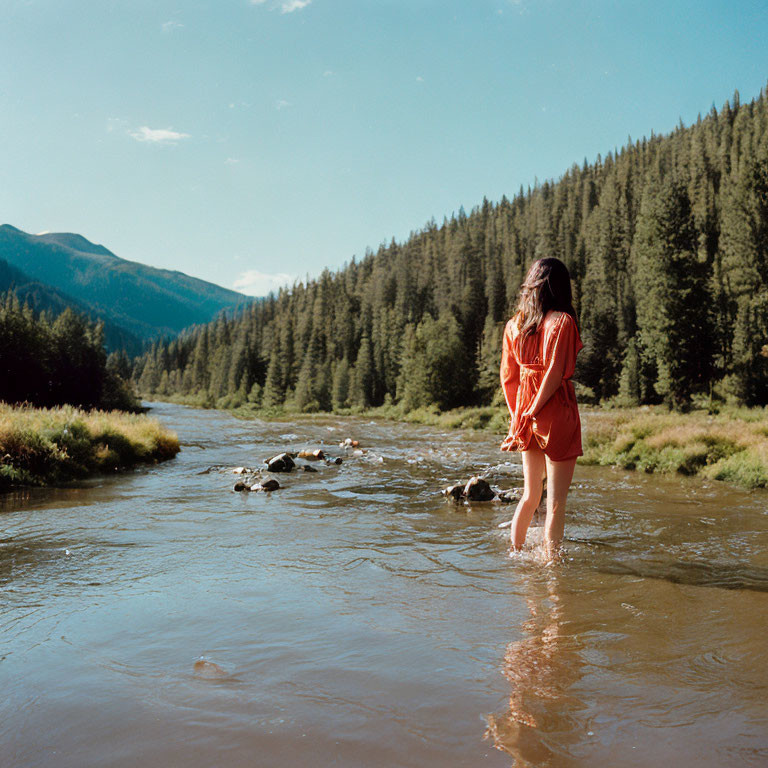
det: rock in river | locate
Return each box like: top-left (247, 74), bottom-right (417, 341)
top-left (258, 478), bottom-right (280, 492)
top-left (193, 659), bottom-right (229, 679)
top-left (496, 488), bottom-right (522, 504)
top-left (442, 484), bottom-right (465, 502)
top-left (266, 453), bottom-right (295, 472)
top-left (463, 476), bottom-right (495, 501)
top-left (297, 449), bottom-right (325, 460)
top-left (233, 481), bottom-right (250, 492)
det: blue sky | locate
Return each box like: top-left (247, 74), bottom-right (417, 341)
top-left (1, 0), bottom-right (766, 295)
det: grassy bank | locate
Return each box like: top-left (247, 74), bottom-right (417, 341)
top-left (580, 407), bottom-right (768, 489)
top-left (144, 393), bottom-right (768, 490)
top-left (0, 404), bottom-right (180, 490)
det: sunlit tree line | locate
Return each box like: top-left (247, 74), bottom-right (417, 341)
top-left (134, 86), bottom-right (768, 411)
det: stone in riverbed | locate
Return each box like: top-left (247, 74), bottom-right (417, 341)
top-left (325, 456), bottom-right (343, 466)
top-left (442, 484), bottom-right (465, 502)
top-left (496, 488), bottom-right (522, 504)
top-left (297, 449), bottom-right (325, 460)
top-left (302, 464), bottom-right (318, 473)
top-left (233, 481), bottom-right (251, 492)
top-left (193, 659), bottom-right (229, 679)
top-left (265, 453), bottom-right (295, 472)
top-left (463, 476), bottom-right (495, 501)
top-left (258, 478), bottom-right (280, 492)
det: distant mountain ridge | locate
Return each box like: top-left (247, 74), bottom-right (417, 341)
top-left (0, 225), bottom-right (251, 346)
top-left (0, 257), bottom-right (144, 353)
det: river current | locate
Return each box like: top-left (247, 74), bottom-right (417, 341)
top-left (2, 402), bottom-right (766, 767)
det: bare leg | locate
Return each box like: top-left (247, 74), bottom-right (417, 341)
top-left (510, 449), bottom-right (546, 550)
top-left (543, 455), bottom-right (577, 560)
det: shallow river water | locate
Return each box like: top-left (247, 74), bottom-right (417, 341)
top-left (2, 402), bottom-right (767, 767)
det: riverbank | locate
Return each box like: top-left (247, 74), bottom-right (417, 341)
top-left (579, 407), bottom-right (768, 489)
top-left (0, 404), bottom-right (180, 490)
top-left (142, 394), bottom-right (768, 490)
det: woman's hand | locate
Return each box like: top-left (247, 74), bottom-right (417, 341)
top-left (510, 409), bottom-right (534, 442)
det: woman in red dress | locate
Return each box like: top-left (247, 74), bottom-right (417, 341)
top-left (500, 257), bottom-right (583, 559)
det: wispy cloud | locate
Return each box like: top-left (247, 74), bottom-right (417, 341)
top-left (416, 75), bottom-right (424, 82)
top-left (234, 270), bottom-right (295, 297)
top-left (161, 20), bottom-right (184, 33)
top-left (224, 157), bottom-right (240, 165)
top-left (276, 99), bottom-right (292, 110)
top-left (249, 0), bottom-right (312, 13)
top-left (281, 0), bottom-right (311, 12)
top-left (129, 126), bottom-right (190, 144)
top-left (323, 69), bottom-right (334, 77)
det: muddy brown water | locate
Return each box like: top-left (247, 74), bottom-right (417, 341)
top-left (1, 402), bottom-right (766, 767)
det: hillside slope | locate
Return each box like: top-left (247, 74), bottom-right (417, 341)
top-left (0, 225), bottom-right (251, 341)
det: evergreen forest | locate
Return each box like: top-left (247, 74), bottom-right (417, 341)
top-left (133, 86), bottom-right (768, 413)
top-left (0, 294), bottom-right (138, 411)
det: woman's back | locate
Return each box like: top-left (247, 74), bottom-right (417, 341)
top-left (501, 309), bottom-right (582, 461)
top-left (510, 310), bottom-right (579, 377)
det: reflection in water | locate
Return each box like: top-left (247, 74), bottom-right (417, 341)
top-left (485, 573), bottom-right (585, 767)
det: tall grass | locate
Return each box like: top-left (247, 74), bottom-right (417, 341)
top-left (580, 407), bottom-right (768, 489)
top-left (0, 404), bottom-right (180, 489)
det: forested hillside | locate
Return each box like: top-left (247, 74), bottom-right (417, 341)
top-left (134, 86), bottom-right (768, 411)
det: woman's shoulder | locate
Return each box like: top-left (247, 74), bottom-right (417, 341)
top-left (505, 315), bottom-right (520, 339)
top-left (545, 310), bottom-right (575, 328)
top-left (543, 311), bottom-right (580, 345)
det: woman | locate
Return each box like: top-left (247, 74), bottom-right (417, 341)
top-left (500, 257), bottom-right (583, 559)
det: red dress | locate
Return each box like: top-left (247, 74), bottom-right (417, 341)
top-left (499, 311), bottom-right (583, 461)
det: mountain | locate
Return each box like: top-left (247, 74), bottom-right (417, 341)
top-left (0, 258), bottom-right (144, 353)
top-left (0, 225), bottom-right (252, 343)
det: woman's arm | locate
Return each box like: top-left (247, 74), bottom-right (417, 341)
top-left (524, 348), bottom-right (565, 418)
top-left (522, 314), bottom-right (570, 418)
top-left (500, 322), bottom-right (520, 417)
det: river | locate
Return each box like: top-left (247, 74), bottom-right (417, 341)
top-left (2, 402), bottom-right (766, 767)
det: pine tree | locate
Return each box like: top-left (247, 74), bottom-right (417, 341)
top-left (632, 179), bottom-right (715, 407)
top-left (331, 357), bottom-right (351, 410)
top-left (729, 292), bottom-right (768, 405)
top-left (350, 334), bottom-right (374, 407)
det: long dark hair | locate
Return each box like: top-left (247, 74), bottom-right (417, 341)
top-left (513, 257), bottom-right (577, 340)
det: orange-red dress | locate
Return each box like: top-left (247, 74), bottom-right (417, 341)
top-left (499, 311), bottom-right (583, 461)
